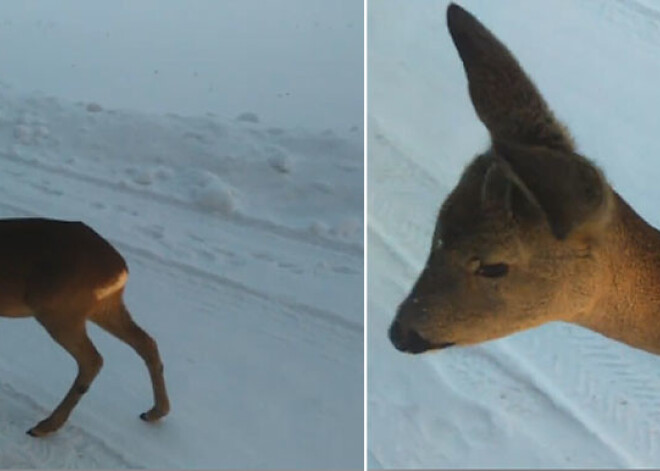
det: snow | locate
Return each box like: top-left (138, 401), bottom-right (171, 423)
top-left (0, 2), bottom-right (362, 469)
top-left (369, 0), bottom-right (660, 468)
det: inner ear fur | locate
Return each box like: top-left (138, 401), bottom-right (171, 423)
top-left (493, 141), bottom-right (614, 240)
top-left (481, 157), bottom-right (544, 223)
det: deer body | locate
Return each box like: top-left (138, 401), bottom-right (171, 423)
top-left (0, 218), bottom-right (169, 436)
top-left (389, 3), bottom-right (660, 357)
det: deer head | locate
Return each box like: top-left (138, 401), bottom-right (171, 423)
top-left (389, 3), bottom-right (620, 354)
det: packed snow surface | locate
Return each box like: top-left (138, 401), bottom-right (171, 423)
top-left (369, 0), bottom-right (660, 468)
top-left (0, 1), bottom-right (363, 469)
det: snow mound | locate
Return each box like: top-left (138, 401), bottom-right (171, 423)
top-left (268, 149), bottom-right (293, 174)
top-left (0, 86), bottom-right (363, 469)
top-left (194, 173), bottom-right (239, 215)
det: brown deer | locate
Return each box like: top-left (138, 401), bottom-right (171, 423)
top-left (0, 218), bottom-right (169, 436)
top-left (389, 3), bottom-right (660, 357)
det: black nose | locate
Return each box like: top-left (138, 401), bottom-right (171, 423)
top-left (388, 319), bottom-right (406, 350)
top-left (389, 320), bottom-right (443, 354)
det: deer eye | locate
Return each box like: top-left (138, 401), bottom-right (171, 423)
top-left (476, 263), bottom-right (509, 278)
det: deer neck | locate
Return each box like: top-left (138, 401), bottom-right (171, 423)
top-left (579, 193), bottom-right (660, 355)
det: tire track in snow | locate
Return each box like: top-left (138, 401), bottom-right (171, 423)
top-left (0, 200), bottom-right (362, 336)
top-left (0, 381), bottom-right (137, 469)
top-left (0, 150), bottom-right (362, 257)
top-left (368, 220), bottom-right (417, 284)
top-left (0, 154), bottom-right (362, 330)
top-left (584, 0), bottom-right (660, 48)
top-left (494, 342), bottom-right (641, 467)
top-left (511, 324), bottom-right (660, 462)
top-left (116, 242), bottom-right (362, 334)
top-left (613, 0), bottom-right (660, 25)
top-left (124, 242), bottom-right (361, 365)
top-left (0, 205), bottom-right (361, 469)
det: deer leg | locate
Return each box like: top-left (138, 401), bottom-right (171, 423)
top-left (28, 318), bottom-right (103, 437)
top-left (92, 302), bottom-right (170, 421)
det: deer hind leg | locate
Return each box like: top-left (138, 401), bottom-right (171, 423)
top-left (91, 301), bottom-right (170, 422)
top-left (28, 317), bottom-right (103, 437)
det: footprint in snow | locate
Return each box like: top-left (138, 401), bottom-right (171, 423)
top-left (196, 249), bottom-right (217, 262)
top-left (277, 261), bottom-right (296, 269)
top-left (228, 257), bottom-right (247, 268)
top-left (236, 111), bottom-right (260, 124)
top-left (139, 224), bottom-right (165, 240)
top-left (332, 265), bottom-right (359, 275)
top-left (252, 252), bottom-right (275, 262)
top-left (276, 260), bottom-right (304, 275)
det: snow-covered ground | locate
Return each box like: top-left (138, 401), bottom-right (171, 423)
top-left (0, 2), bottom-right (363, 469)
top-left (368, 0), bottom-right (660, 468)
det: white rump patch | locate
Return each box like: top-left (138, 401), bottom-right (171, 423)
top-left (94, 270), bottom-right (128, 300)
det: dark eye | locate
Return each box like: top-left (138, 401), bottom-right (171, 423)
top-left (476, 263), bottom-right (509, 278)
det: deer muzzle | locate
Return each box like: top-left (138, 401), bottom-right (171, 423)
top-left (388, 317), bottom-right (455, 354)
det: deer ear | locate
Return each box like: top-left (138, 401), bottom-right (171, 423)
top-left (481, 158), bottom-right (544, 222)
top-left (481, 160), bottom-right (512, 214)
top-left (446, 3), bottom-right (573, 152)
top-left (493, 141), bottom-right (612, 240)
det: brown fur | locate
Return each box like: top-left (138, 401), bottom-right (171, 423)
top-left (0, 218), bottom-right (169, 436)
top-left (389, 4), bottom-right (660, 356)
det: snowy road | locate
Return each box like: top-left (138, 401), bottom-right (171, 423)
top-left (369, 0), bottom-right (660, 467)
top-left (0, 86), bottom-right (363, 468)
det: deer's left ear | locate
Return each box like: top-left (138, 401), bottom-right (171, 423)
top-left (481, 157), bottom-right (543, 223)
top-left (481, 159), bottom-right (513, 214)
top-left (493, 141), bottom-right (613, 240)
top-left (447, 3), bottom-right (574, 152)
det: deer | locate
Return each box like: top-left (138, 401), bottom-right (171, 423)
top-left (0, 218), bottom-right (169, 436)
top-left (389, 3), bottom-right (660, 358)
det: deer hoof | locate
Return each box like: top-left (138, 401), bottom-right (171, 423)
top-left (140, 402), bottom-right (170, 422)
top-left (26, 425), bottom-right (50, 437)
top-left (140, 409), bottom-right (165, 422)
top-left (26, 417), bottom-right (63, 437)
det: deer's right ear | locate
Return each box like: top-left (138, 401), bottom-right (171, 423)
top-left (493, 141), bottom-right (613, 240)
top-left (447, 3), bottom-right (573, 152)
top-left (481, 160), bottom-right (513, 214)
top-left (481, 158), bottom-right (544, 223)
